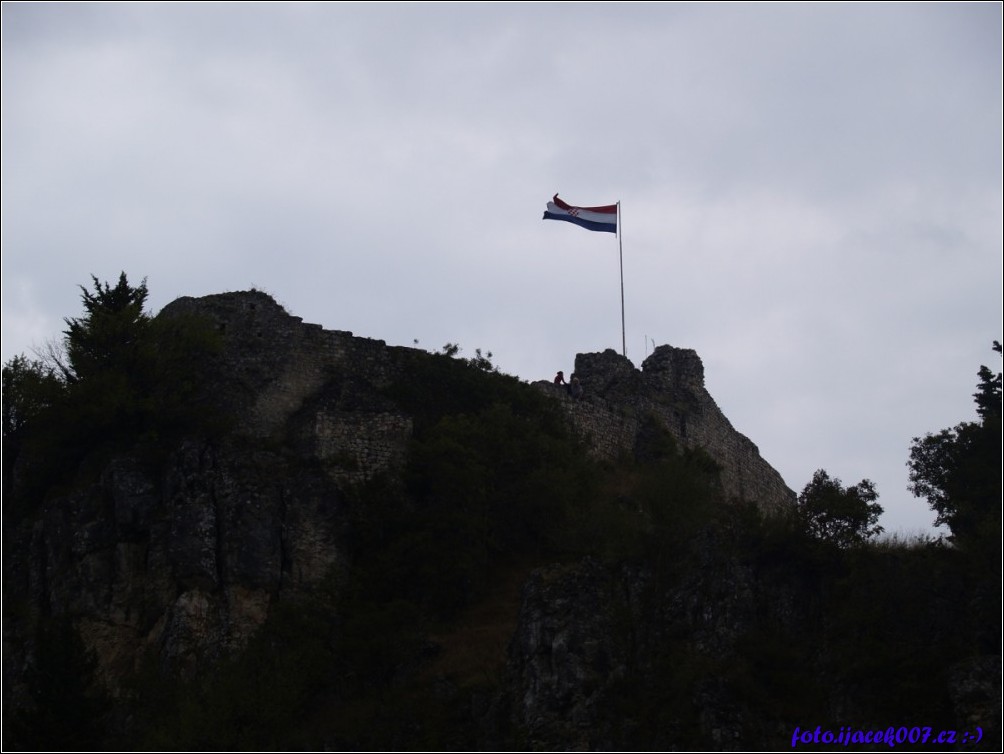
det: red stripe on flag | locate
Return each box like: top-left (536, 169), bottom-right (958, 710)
top-left (552, 193), bottom-right (617, 214)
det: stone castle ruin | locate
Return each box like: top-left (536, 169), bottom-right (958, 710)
top-left (9, 288), bottom-right (794, 696)
top-left (162, 290), bottom-right (795, 513)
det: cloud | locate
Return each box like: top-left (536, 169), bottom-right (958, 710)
top-left (2, 2), bottom-right (1000, 536)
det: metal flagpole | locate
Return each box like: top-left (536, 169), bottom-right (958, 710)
top-left (618, 200), bottom-right (626, 357)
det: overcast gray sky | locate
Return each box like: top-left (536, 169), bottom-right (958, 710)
top-left (3, 2), bottom-right (1001, 536)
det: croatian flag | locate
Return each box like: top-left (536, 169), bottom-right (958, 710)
top-left (543, 193), bottom-right (618, 234)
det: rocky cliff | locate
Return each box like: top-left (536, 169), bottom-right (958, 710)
top-left (4, 290), bottom-right (995, 751)
top-left (30, 289), bottom-right (786, 679)
top-left (158, 290), bottom-right (794, 510)
top-left (537, 346), bottom-right (794, 514)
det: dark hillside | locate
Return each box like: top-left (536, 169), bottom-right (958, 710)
top-left (3, 289), bottom-right (998, 751)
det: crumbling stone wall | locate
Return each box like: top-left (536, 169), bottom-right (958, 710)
top-left (7, 290), bottom-right (796, 699)
top-left (160, 291), bottom-right (414, 485)
top-left (162, 291), bottom-right (793, 511)
top-left (537, 347), bottom-right (795, 514)
top-left (310, 410), bottom-right (413, 486)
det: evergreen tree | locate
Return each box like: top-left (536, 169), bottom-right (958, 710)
top-left (3, 273), bottom-right (225, 517)
top-left (63, 272), bottom-right (151, 383)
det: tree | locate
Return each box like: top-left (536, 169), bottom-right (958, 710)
top-left (58, 271), bottom-right (227, 446)
top-left (63, 272), bottom-right (151, 383)
top-left (4, 274), bottom-right (226, 517)
top-left (439, 343), bottom-right (497, 372)
top-left (2, 355), bottom-right (65, 441)
top-left (2, 356), bottom-right (67, 501)
top-left (53, 273), bottom-right (160, 450)
top-left (907, 341), bottom-right (1001, 551)
top-left (797, 469), bottom-right (884, 547)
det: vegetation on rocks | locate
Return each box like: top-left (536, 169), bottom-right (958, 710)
top-left (2, 278), bottom-right (999, 751)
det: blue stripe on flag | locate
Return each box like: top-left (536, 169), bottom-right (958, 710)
top-left (542, 211), bottom-right (617, 234)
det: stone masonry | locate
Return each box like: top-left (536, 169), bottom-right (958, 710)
top-left (161, 290), bottom-right (794, 512)
top-left (7, 290), bottom-right (795, 697)
top-left (535, 348), bottom-right (795, 514)
top-left (160, 290), bottom-right (414, 486)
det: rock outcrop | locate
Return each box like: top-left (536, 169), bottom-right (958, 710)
top-left (7, 290), bottom-right (795, 684)
top-left (161, 291), bottom-right (794, 508)
top-left (536, 347), bottom-right (794, 514)
top-left (503, 544), bottom-right (812, 750)
top-left (9, 439), bottom-right (344, 687)
top-left (4, 289), bottom-right (793, 690)
top-left (4, 289), bottom-right (997, 751)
